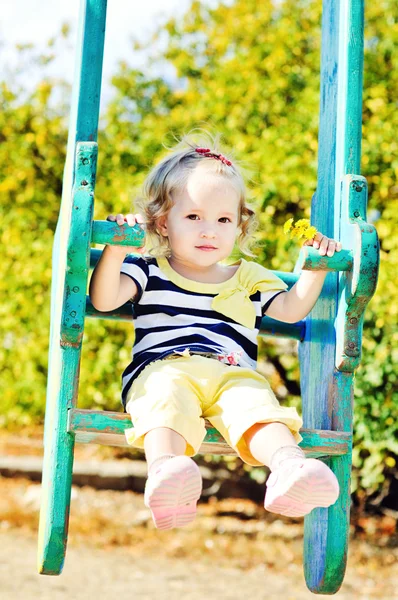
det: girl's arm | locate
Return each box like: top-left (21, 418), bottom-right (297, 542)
top-left (89, 213), bottom-right (145, 312)
top-left (265, 232), bottom-right (342, 324)
top-left (265, 270), bottom-right (327, 323)
top-left (89, 245), bottom-right (138, 312)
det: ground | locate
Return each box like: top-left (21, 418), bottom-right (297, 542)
top-left (0, 430), bottom-right (396, 599)
top-left (0, 476), bottom-right (397, 600)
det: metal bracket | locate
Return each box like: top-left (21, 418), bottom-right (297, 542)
top-left (335, 175), bottom-right (379, 371)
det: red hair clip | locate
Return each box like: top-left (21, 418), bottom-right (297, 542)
top-left (195, 147), bottom-right (232, 167)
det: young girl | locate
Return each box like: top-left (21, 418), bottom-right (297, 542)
top-left (89, 133), bottom-right (341, 531)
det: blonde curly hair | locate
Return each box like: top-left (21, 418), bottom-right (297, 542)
top-left (136, 130), bottom-right (257, 257)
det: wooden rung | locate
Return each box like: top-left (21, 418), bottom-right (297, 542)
top-left (91, 220), bottom-right (145, 247)
top-left (297, 246), bottom-right (353, 272)
top-left (67, 409), bottom-right (351, 458)
top-left (84, 297), bottom-right (305, 340)
top-left (89, 249), bottom-right (300, 288)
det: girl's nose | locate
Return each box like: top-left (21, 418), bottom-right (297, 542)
top-left (200, 227), bottom-right (216, 238)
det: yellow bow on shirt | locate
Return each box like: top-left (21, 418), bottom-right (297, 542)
top-left (211, 261), bottom-right (288, 329)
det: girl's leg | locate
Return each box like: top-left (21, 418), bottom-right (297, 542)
top-left (144, 427), bottom-right (187, 470)
top-left (243, 422), bottom-right (304, 468)
top-left (143, 427), bottom-right (202, 530)
top-left (244, 422), bottom-right (339, 517)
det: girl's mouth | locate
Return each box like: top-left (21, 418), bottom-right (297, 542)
top-left (196, 245), bottom-right (217, 251)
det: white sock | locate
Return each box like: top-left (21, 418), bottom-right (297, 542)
top-left (269, 445), bottom-right (306, 472)
top-left (148, 454), bottom-right (176, 475)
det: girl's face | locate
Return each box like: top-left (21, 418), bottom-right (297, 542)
top-left (157, 165), bottom-right (241, 272)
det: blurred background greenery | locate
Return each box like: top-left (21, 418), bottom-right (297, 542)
top-left (0, 0), bottom-right (396, 511)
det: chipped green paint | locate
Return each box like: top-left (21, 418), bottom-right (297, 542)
top-left (87, 250), bottom-right (306, 339)
top-left (37, 345), bottom-right (80, 575)
top-left (335, 175), bottom-right (379, 372)
top-left (85, 296), bottom-right (134, 321)
top-left (38, 0), bottom-right (107, 577)
top-left (259, 317), bottom-right (305, 341)
top-left (91, 220), bottom-right (145, 247)
top-left (299, 0), bottom-right (379, 594)
top-left (303, 372), bottom-right (354, 593)
top-left (84, 295), bottom-right (306, 340)
top-left (61, 144), bottom-right (97, 347)
top-left (297, 247), bottom-right (353, 272)
top-left (67, 409), bottom-right (229, 449)
top-left (38, 144), bottom-right (98, 575)
top-left (67, 409), bottom-right (351, 457)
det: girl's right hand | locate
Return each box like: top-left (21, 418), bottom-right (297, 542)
top-left (106, 213), bottom-right (146, 256)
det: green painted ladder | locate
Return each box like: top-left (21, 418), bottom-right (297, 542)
top-left (37, 0), bottom-right (379, 594)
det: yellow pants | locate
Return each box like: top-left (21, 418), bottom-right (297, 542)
top-left (125, 354), bottom-right (303, 466)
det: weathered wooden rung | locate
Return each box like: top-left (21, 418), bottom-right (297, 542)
top-left (84, 296), bottom-right (306, 341)
top-left (67, 408), bottom-right (351, 458)
top-left (90, 235), bottom-right (353, 274)
top-left (297, 246), bottom-right (353, 272)
top-left (87, 249), bottom-right (305, 339)
top-left (89, 249), bottom-right (300, 287)
top-left (91, 220), bottom-right (145, 247)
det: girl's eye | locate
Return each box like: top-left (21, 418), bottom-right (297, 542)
top-left (187, 214), bottom-right (199, 220)
top-left (219, 217), bottom-right (231, 223)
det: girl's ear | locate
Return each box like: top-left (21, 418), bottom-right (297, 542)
top-left (156, 215), bottom-right (168, 237)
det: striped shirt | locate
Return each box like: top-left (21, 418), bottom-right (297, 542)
top-left (119, 256), bottom-right (287, 406)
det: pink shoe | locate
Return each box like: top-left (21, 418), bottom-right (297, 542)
top-left (264, 458), bottom-right (340, 518)
top-left (144, 456), bottom-right (202, 530)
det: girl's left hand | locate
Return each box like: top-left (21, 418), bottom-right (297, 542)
top-left (303, 231), bottom-right (342, 257)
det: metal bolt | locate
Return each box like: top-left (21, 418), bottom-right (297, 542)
top-left (81, 180), bottom-right (88, 186)
top-left (70, 311), bottom-right (76, 318)
top-left (347, 342), bottom-right (355, 349)
top-left (349, 317), bottom-right (358, 324)
top-left (72, 286), bottom-right (79, 293)
top-left (351, 181), bottom-right (363, 192)
top-left (353, 210), bottom-right (360, 218)
top-left (82, 158), bottom-right (89, 165)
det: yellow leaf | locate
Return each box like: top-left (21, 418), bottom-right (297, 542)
top-left (283, 218), bottom-right (293, 234)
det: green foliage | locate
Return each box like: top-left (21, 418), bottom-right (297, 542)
top-left (0, 76), bottom-right (66, 424)
top-left (0, 0), bottom-right (397, 502)
top-left (351, 1), bottom-right (398, 497)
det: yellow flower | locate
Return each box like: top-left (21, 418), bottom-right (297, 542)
top-left (284, 218), bottom-right (317, 241)
top-left (303, 226), bottom-right (317, 240)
